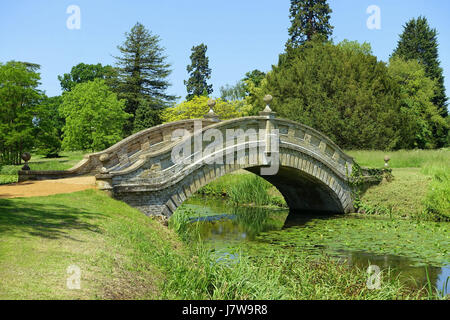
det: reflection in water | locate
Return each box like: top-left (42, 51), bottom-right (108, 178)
top-left (180, 197), bottom-right (449, 295)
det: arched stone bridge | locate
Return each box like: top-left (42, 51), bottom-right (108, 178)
top-left (19, 102), bottom-right (381, 218)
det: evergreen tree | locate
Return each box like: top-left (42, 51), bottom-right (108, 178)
top-left (185, 43), bottom-right (213, 101)
top-left (257, 40), bottom-right (414, 150)
top-left (286, 0), bottom-right (333, 50)
top-left (393, 16), bottom-right (448, 120)
top-left (115, 22), bottom-right (176, 135)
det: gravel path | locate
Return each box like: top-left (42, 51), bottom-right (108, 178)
top-left (0, 176), bottom-right (96, 199)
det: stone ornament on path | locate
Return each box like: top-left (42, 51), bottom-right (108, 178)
top-left (21, 152), bottom-right (31, 171)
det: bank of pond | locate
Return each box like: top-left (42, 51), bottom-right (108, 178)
top-left (170, 196), bottom-right (449, 298)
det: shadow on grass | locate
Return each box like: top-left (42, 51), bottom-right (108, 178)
top-left (0, 198), bottom-right (104, 240)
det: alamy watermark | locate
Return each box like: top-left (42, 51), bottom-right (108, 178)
top-left (67, 264), bottom-right (81, 290)
top-left (366, 5), bottom-right (381, 30)
top-left (66, 5), bottom-right (81, 30)
top-left (366, 265), bottom-right (381, 290)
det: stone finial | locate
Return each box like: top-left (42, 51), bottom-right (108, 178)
top-left (263, 94), bottom-right (273, 106)
top-left (259, 94), bottom-right (277, 118)
top-left (99, 153), bottom-right (110, 173)
top-left (204, 99), bottom-right (220, 122)
top-left (21, 152), bottom-right (31, 171)
top-left (384, 155), bottom-right (390, 167)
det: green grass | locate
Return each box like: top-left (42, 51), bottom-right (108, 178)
top-left (197, 170), bottom-right (286, 208)
top-left (350, 149), bottom-right (449, 221)
top-left (347, 149), bottom-right (450, 168)
top-left (0, 151), bottom-right (85, 185)
top-left (0, 190), bottom-right (431, 300)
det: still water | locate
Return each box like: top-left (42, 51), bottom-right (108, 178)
top-left (179, 197), bottom-right (449, 296)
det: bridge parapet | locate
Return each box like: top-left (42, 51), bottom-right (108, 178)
top-left (18, 119), bottom-right (217, 182)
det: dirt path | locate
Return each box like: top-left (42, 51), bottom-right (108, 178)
top-left (0, 176), bottom-right (96, 199)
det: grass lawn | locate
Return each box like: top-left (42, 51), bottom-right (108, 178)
top-left (348, 149), bottom-right (449, 221)
top-left (0, 189), bottom-right (175, 299)
top-left (0, 151), bottom-right (85, 185)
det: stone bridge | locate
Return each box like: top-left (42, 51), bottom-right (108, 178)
top-left (19, 98), bottom-right (381, 218)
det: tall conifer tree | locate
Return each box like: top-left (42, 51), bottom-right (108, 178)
top-left (115, 22), bottom-right (176, 135)
top-left (185, 43), bottom-right (213, 101)
top-left (286, 0), bottom-right (333, 50)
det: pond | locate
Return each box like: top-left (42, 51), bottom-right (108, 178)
top-left (177, 197), bottom-right (450, 296)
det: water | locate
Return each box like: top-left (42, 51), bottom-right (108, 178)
top-left (178, 197), bottom-right (450, 296)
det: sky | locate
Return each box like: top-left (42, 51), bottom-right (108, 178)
top-left (1, 0), bottom-right (449, 103)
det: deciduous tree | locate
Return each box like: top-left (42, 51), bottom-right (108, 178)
top-left (59, 79), bottom-right (130, 151)
top-left (0, 61), bottom-right (42, 165)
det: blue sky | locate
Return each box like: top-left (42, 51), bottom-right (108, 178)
top-left (1, 0), bottom-right (449, 103)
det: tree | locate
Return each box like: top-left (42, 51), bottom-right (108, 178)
top-left (243, 70), bottom-right (266, 88)
top-left (58, 63), bottom-right (118, 92)
top-left (256, 40), bottom-right (414, 150)
top-left (161, 96), bottom-right (244, 123)
top-left (393, 17), bottom-right (448, 121)
top-left (59, 79), bottom-right (130, 152)
top-left (185, 44), bottom-right (213, 101)
top-left (115, 22), bottom-right (176, 135)
top-left (220, 81), bottom-right (246, 101)
top-left (0, 61), bottom-right (42, 165)
top-left (34, 96), bottom-right (64, 157)
top-left (285, 0), bottom-right (333, 50)
top-left (388, 57), bottom-right (447, 149)
top-left (220, 70), bottom-right (267, 102)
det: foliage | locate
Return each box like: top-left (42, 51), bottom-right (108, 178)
top-left (257, 40), bottom-right (412, 150)
top-left (392, 16), bottom-right (448, 146)
top-left (338, 39), bottom-right (373, 55)
top-left (421, 160), bottom-right (450, 221)
top-left (219, 70), bottom-right (267, 107)
top-left (220, 81), bottom-right (246, 101)
top-left (161, 96), bottom-right (244, 122)
top-left (114, 22), bottom-right (177, 135)
top-left (388, 57), bottom-right (448, 149)
top-left (185, 43), bottom-right (213, 100)
top-left (59, 79), bottom-right (130, 151)
top-left (58, 63), bottom-right (117, 92)
top-left (243, 69), bottom-right (266, 88)
top-left (0, 61), bottom-right (42, 165)
top-left (34, 96), bottom-right (64, 157)
top-left (228, 174), bottom-right (272, 206)
top-left (286, 0), bottom-right (333, 50)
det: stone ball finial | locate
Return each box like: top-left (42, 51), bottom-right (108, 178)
top-left (21, 152), bottom-right (31, 171)
top-left (21, 152), bottom-right (31, 162)
top-left (204, 99), bottom-right (220, 122)
top-left (263, 94), bottom-right (273, 105)
top-left (207, 99), bottom-right (216, 108)
top-left (384, 155), bottom-right (390, 167)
